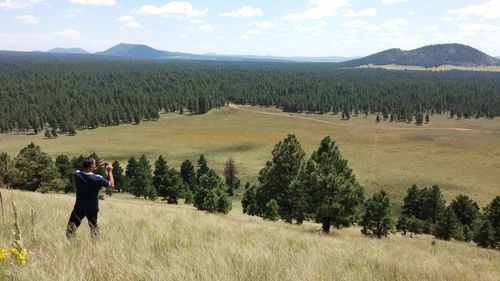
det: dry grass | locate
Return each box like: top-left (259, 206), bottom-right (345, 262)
top-left (0, 189), bottom-right (499, 281)
top-left (0, 105), bottom-right (499, 206)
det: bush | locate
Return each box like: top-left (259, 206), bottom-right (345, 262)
top-left (264, 199), bottom-right (279, 221)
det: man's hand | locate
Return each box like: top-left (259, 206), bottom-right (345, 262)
top-left (106, 164), bottom-right (113, 172)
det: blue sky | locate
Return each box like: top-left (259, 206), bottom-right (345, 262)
top-left (1, 0), bottom-right (500, 57)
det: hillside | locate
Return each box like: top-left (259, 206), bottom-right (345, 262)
top-left (0, 189), bottom-right (498, 281)
top-left (47, 47), bottom-right (89, 54)
top-left (97, 43), bottom-right (191, 59)
top-left (341, 43), bottom-right (500, 68)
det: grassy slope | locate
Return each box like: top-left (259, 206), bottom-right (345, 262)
top-left (0, 190), bottom-right (499, 281)
top-left (1, 105), bottom-right (499, 205)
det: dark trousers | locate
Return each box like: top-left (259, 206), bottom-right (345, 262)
top-left (66, 208), bottom-right (99, 239)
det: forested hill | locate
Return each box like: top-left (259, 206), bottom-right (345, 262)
top-left (0, 52), bottom-right (500, 133)
top-left (47, 48), bottom-right (89, 55)
top-left (340, 43), bottom-right (500, 68)
top-left (98, 43), bottom-right (191, 59)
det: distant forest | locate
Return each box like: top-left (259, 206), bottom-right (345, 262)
top-left (1, 52), bottom-right (500, 133)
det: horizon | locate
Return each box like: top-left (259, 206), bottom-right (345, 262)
top-left (0, 1), bottom-right (500, 57)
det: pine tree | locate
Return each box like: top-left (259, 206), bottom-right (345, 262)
top-left (483, 196), bottom-right (500, 248)
top-left (180, 160), bottom-right (196, 189)
top-left (0, 152), bottom-right (10, 185)
top-left (361, 190), bottom-right (394, 238)
top-left (153, 155), bottom-right (169, 194)
top-left (111, 160), bottom-right (124, 190)
top-left (6, 143), bottom-right (59, 192)
top-left (55, 154), bottom-right (73, 193)
top-left (264, 199), bottom-right (280, 221)
top-left (434, 206), bottom-right (463, 241)
top-left (295, 136), bottom-right (364, 233)
top-left (255, 134), bottom-right (305, 223)
top-left (196, 154), bottom-right (209, 179)
top-left (474, 220), bottom-right (496, 248)
top-left (217, 191), bottom-right (232, 214)
top-left (135, 155), bottom-right (153, 199)
top-left (449, 194), bottom-right (480, 227)
top-left (124, 157), bottom-right (138, 193)
top-left (242, 183), bottom-right (258, 215)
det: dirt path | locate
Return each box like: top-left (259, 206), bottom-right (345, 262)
top-left (227, 103), bottom-right (500, 134)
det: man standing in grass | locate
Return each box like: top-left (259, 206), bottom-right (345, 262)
top-left (66, 157), bottom-right (114, 240)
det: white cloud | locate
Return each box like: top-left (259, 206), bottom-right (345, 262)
top-left (341, 20), bottom-right (367, 29)
top-left (64, 8), bottom-right (82, 18)
top-left (460, 23), bottom-right (500, 32)
top-left (70, 0), bottom-right (115, 6)
top-left (17, 14), bottom-right (39, 24)
top-left (179, 33), bottom-right (187, 38)
top-left (52, 29), bottom-right (81, 40)
top-left (116, 15), bottom-right (141, 29)
top-left (295, 21), bottom-right (328, 36)
top-left (220, 5), bottom-right (261, 18)
top-left (282, 0), bottom-right (348, 21)
top-left (189, 19), bottom-right (204, 24)
top-left (135, 1), bottom-right (207, 19)
top-left (0, 0), bottom-right (43, 9)
top-left (199, 24), bottom-right (214, 32)
top-left (380, 0), bottom-right (407, 5)
top-left (345, 8), bottom-right (377, 17)
top-left (382, 18), bottom-right (407, 30)
top-left (248, 21), bottom-right (276, 30)
top-left (448, 0), bottom-right (500, 19)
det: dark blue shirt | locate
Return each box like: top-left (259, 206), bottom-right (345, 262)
top-left (74, 170), bottom-right (110, 212)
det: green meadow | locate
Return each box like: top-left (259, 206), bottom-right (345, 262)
top-left (1, 105), bottom-right (499, 206)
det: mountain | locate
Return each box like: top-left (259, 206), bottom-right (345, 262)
top-left (97, 43), bottom-right (191, 59)
top-left (203, 54), bottom-right (356, 63)
top-left (47, 47), bottom-right (89, 54)
top-left (341, 43), bottom-right (499, 68)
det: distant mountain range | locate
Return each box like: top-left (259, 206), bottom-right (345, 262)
top-left (47, 47), bottom-right (89, 54)
top-left (340, 43), bottom-right (499, 68)
top-left (31, 43), bottom-right (500, 66)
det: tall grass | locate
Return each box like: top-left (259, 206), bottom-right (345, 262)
top-left (1, 189), bottom-right (499, 281)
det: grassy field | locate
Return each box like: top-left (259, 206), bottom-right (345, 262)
top-left (0, 189), bottom-right (499, 281)
top-left (0, 105), bottom-right (499, 206)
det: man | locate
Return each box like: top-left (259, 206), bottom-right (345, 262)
top-left (66, 157), bottom-right (114, 239)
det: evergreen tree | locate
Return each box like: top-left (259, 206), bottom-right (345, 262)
top-left (217, 191), bottom-right (232, 214)
top-left (294, 136), bottom-right (364, 233)
top-left (6, 143), bottom-right (59, 192)
top-left (264, 199), bottom-right (280, 221)
top-left (415, 112), bottom-right (424, 125)
top-left (153, 155), bottom-right (169, 193)
top-left (425, 113), bottom-right (430, 124)
top-left (401, 184), bottom-right (420, 217)
top-left (124, 157), bottom-right (139, 193)
top-left (449, 194), bottom-right (480, 227)
top-left (196, 154), bottom-right (209, 179)
top-left (147, 186), bottom-right (157, 201)
top-left (0, 152), bottom-right (10, 185)
top-left (434, 206), bottom-right (463, 241)
top-left (482, 196), bottom-right (500, 248)
top-left (202, 189), bottom-right (218, 213)
top-left (135, 155), bottom-right (153, 199)
top-left (111, 160), bottom-right (125, 190)
top-left (255, 134), bottom-right (305, 223)
top-left (474, 220), bottom-right (496, 248)
top-left (180, 159), bottom-right (196, 189)
top-left (361, 190), bottom-right (394, 238)
top-left (55, 154), bottom-right (73, 193)
top-left (242, 183), bottom-right (258, 215)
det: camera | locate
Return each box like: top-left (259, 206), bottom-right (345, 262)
top-left (104, 162), bottom-right (109, 167)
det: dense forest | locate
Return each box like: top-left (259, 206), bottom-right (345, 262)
top-left (1, 52), bottom-right (500, 133)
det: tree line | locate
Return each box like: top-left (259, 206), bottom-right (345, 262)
top-left (1, 53), bottom-right (500, 133)
top-left (0, 139), bottom-right (498, 249)
top-left (0, 143), bottom-right (236, 214)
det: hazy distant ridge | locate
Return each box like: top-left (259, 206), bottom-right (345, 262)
top-left (340, 43), bottom-right (499, 68)
top-left (47, 47), bottom-right (89, 54)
